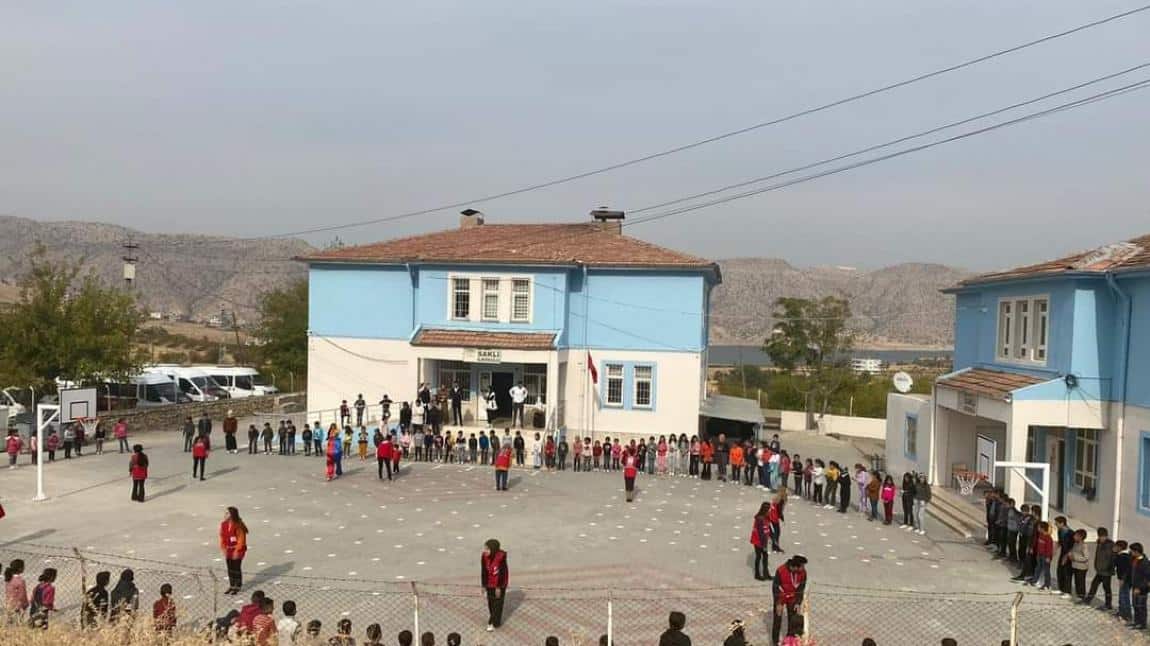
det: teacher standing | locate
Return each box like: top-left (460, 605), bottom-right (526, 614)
top-left (481, 539), bottom-right (509, 632)
top-left (219, 507), bottom-right (249, 595)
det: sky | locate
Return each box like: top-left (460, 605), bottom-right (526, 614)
top-left (2, 0), bottom-right (1149, 270)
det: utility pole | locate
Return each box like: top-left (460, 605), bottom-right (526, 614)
top-left (122, 237), bottom-right (139, 289)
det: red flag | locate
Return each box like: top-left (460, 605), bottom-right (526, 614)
top-left (587, 352), bottom-right (598, 385)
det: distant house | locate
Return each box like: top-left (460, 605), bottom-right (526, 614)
top-left (148, 311), bottom-right (164, 320)
top-left (888, 235), bottom-right (1150, 535)
top-left (298, 209), bottom-right (726, 440)
top-left (851, 357), bottom-right (884, 375)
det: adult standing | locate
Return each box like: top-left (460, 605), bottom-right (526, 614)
top-left (494, 445), bottom-right (511, 491)
top-left (418, 383), bottom-right (432, 407)
top-left (182, 417), bottom-right (196, 452)
top-left (623, 448), bottom-right (638, 503)
top-left (838, 464), bottom-right (852, 514)
top-left (509, 382), bottom-right (528, 428)
top-left (197, 412), bottom-right (213, 442)
top-left (484, 388), bottom-right (498, 426)
top-left (223, 410), bottom-right (239, 454)
top-left (913, 473), bottom-right (931, 535)
top-left (220, 507), bottom-right (249, 595)
top-left (513, 432), bottom-right (525, 467)
top-left (114, 418), bottom-right (129, 453)
top-left (480, 539), bottom-right (509, 632)
top-left (248, 424), bottom-right (259, 455)
top-left (129, 445), bottom-right (149, 502)
top-left (900, 473), bottom-right (917, 529)
top-left (192, 434), bottom-right (209, 481)
top-left (771, 556), bottom-right (808, 646)
top-left (378, 434), bottom-right (394, 481)
top-left (354, 394), bottom-right (367, 427)
top-left (450, 382), bottom-right (464, 426)
top-left (713, 433), bottom-right (728, 482)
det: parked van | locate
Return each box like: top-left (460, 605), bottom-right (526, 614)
top-left (1, 388), bottom-right (27, 417)
top-left (103, 373), bottom-right (187, 408)
top-left (145, 366), bottom-right (230, 402)
top-left (203, 366), bottom-right (279, 398)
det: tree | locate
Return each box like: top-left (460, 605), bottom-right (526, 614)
top-left (254, 279), bottom-right (308, 388)
top-left (763, 296), bottom-right (856, 428)
top-left (0, 248), bottom-right (144, 390)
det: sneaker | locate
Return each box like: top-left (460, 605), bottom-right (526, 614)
top-left (898, 524), bottom-right (907, 529)
top-left (486, 625), bottom-right (495, 633)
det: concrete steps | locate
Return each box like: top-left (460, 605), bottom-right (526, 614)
top-left (927, 486), bottom-right (987, 540)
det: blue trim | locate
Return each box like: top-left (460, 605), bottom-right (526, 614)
top-left (597, 360), bottom-right (658, 412)
top-left (904, 413), bottom-right (918, 460)
top-left (1138, 431), bottom-right (1150, 518)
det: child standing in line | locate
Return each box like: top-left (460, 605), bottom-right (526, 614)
top-left (277, 600), bottom-right (301, 646)
top-left (657, 436), bottom-right (669, 475)
top-left (802, 459), bottom-right (814, 499)
top-left (1070, 529), bottom-right (1090, 600)
top-left (1026, 521), bottom-right (1054, 590)
top-left (689, 436), bottom-right (701, 477)
top-left (613, 439), bottom-right (623, 472)
top-left (28, 568), bottom-right (57, 630)
top-left (729, 441), bottom-right (743, 483)
top-left (357, 428), bottom-right (369, 461)
top-left (646, 436), bottom-right (657, 475)
top-left (302, 426), bottom-right (313, 457)
top-left (593, 440), bottom-right (603, 471)
top-left (866, 472), bottom-right (881, 521)
top-left (152, 583), bottom-right (177, 637)
top-left (582, 438), bottom-right (592, 472)
top-left (744, 442), bottom-right (758, 486)
top-left (790, 453), bottom-right (802, 493)
top-left (700, 438), bottom-right (714, 480)
top-left (856, 466), bottom-right (869, 513)
top-left (46, 431), bottom-right (59, 462)
top-left (881, 475), bottom-right (897, 525)
top-left (812, 460), bottom-right (826, 504)
top-left (824, 461), bottom-right (839, 509)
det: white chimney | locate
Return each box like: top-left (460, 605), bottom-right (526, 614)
top-left (590, 207), bottom-right (624, 235)
top-left (460, 208), bottom-right (484, 229)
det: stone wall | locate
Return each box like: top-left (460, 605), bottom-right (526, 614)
top-left (102, 393), bottom-right (305, 433)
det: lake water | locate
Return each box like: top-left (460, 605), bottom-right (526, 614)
top-left (707, 345), bottom-right (953, 367)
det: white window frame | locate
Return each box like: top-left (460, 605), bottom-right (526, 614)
top-left (633, 365), bottom-right (653, 409)
top-left (523, 364), bottom-right (547, 406)
top-left (481, 278), bottom-right (500, 321)
top-left (604, 363), bottom-right (624, 407)
top-left (451, 277), bottom-right (471, 320)
top-left (996, 296), bottom-right (1049, 365)
top-left (438, 362), bottom-right (472, 401)
top-left (1073, 428), bottom-right (1098, 490)
top-left (511, 278), bottom-right (532, 323)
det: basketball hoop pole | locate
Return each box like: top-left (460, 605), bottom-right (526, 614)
top-left (33, 404), bottom-right (59, 502)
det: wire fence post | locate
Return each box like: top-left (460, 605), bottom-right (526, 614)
top-left (1009, 591), bottom-right (1023, 646)
top-left (73, 547), bottom-right (88, 630)
top-left (606, 590), bottom-right (613, 645)
top-left (208, 568), bottom-right (220, 644)
top-left (411, 581), bottom-right (420, 638)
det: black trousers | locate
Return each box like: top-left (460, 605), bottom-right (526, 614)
top-left (753, 548), bottom-right (769, 579)
top-left (771, 602), bottom-right (802, 645)
top-left (512, 403), bottom-right (525, 427)
top-left (226, 558), bottom-right (243, 589)
top-left (902, 496), bottom-right (914, 525)
top-left (225, 433), bottom-right (237, 452)
top-left (1073, 569), bottom-right (1087, 598)
top-left (485, 587), bottom-right (505, 627)
top-left (452, 402), bottom-right (462, 425)
top-left (1057, 560), bottom-right (1073, 593)
top-left (1007, 531), bottom-right (1019, 561)
top-left (378, 458), bottom-right (393, 480)
top-left (813, 483), bottom-right (823, 504)
top-left (184, 435), bottom-right (195, 452)
top-left (193, 457), bottom-right (206, 479)
top-left (264, 437), bottom-right (273, 453)
top-left (515, 449), bottom-right (524, 466)
top-left (1087, 574), bottom-right (1113, 606)
top-left (1017, 534), bottom-right (1030, 570)
top-left (131, 478), bottom-right (146, 501)
top-left (249, 436), bottom-right (258, 454)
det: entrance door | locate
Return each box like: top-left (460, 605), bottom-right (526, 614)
top-left (1049, 438), bottom-right (1066, 511)
top-left (492, 372), bottom-right (514, 420)
top-left (977, 434), bottom-right (997, 487)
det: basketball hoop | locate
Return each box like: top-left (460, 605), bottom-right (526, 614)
top-left (955, 470), bottom-right (986, 497)
top-left (77, 416), bottom-right (100, 437)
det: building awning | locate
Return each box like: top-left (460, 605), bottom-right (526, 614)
top-left (411, 328), bottom-right (557, 351)
top-left (936, 368), bottom-right (1045, 401)
top-left (700, 394), bottom-right (764, 425)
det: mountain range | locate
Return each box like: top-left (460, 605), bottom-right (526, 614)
top-left (0, 216), bottom-right (967, 346)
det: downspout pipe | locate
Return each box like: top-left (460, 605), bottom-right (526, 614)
top-left (1105, 272), bottom-right (1132, 539)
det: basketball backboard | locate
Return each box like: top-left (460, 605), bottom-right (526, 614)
top-left (59, 387), bottom-right (97, 423)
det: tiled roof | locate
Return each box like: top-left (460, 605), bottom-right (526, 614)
top-left (957, 233), bottom-right (1150, 287)
top-left (298, 223), bottom-right (717, 271)
top-left (936, 368), bottom-right (1046, 400)
top-left (412, 328), bottom-right (557, 351)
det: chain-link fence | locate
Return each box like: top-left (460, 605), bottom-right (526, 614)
top-left (1, 542), bottom-right (1142, 644)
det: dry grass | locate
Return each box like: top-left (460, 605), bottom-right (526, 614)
top-left (0, 622), bottom-right (205, 646)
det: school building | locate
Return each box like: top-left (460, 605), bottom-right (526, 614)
top-left (887, 233), bottom-right (1150, 537)
top-left (299, 208), bottom-right (742, 443)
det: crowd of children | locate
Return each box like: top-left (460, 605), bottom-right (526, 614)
top-left (980, 488), bottom-right (1150, 630)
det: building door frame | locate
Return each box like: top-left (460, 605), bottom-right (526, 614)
top-left (1048, 437), bottom-right (1066, 511)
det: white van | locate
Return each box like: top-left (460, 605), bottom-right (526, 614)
top-left (1, 388), bottom-right (27, 416)
top-left (104, 373), bottom-right (186, 408)
top-left (203, 366), bottom-right (279, 398)
top-left (145, 366), bottom-right (230, 402)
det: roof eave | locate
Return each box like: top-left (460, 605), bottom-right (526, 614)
top-left (941, 270), bottom-right (1106, 293)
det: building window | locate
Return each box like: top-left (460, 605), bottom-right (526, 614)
top-left (523, 364), bottom-right (547, 406)
top-left (1073, 428), bottom-right (1098, 491)
top-left (996, 297), bottom-right (1049, 364)
top-left (633, 365), bottom-right (653, 408)
top-left (482, 278), bottom-right (500, 321)
top-left (511, 278), bottom-right (531, 322)
top-left (438, 362), bottom-right (472, 400)
top-left (605, 364), bottom-right (624, 406)
top-left (905, 414), bottom-right (918, 458)
top-left (1140, 433), bottom-right (1150, 513)
top-left (452, 278), bottom-right (471, 320)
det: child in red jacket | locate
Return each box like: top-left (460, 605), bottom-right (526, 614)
top-left (377, 435), bottom-right (394, 481)
top-left (1026, 521), bottom-right (1054, 590)
top-left (192, 435), bottom-right (209, 481)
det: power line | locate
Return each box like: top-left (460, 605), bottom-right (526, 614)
top-left (146, 4), bottom-right (1150, 244)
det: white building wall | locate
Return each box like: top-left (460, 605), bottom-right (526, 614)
top-left (885, 394), bottom-right (931, 478)
top-left (307, 336), bottom-right (417, 414)
top-left (1119, 404), bottom-right (1150, 539)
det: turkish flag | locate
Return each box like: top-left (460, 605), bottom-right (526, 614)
top-left (587, 352), bottom-right (598, 385)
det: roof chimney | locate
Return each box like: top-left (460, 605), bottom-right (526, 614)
top-left (590, 207), bottom-right (624, 235)
top-left (460, 208), bottom-right (484, 229)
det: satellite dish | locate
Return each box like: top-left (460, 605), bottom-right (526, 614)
top-left (892, 371), bottom-right (914, 393)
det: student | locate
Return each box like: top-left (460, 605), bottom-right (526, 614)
top-left (1083, 527), bottom-right (1115, 609)
top-left (824, 461), bottom-right (839, 509)
top-left (261, 423), bottom-right (274, 454)
top-left (555, 435), bottom-right (567, 470)
top-left (312, 422), bottom-right (324, 456)
top-left (152, 583), bottom-right (177, 637)
top-left (446, 633), bottom-right (461, 646)
top-left (657, 435), bottom-right (670, 476)
top-left (4, 559), bottom-right (28, 620)
top-left (770, 493), bottom-right (786, 554)
top-left (301, 425), bottom-right (313, 457)
top-left (899, 473), bottom-right (916, 528)
top-left (28, 568), bottom-right (57, 629)
top-left (1002, 498), bottom-right (1020, 561)
top-left (397, 630), bottom-right (414, 646)
top-left (1054, 516), bottom-right (1074, 594)
top-left (771, 556), bottom-right (808, 646)
top-left (913, 473), bottom-right (931, 535)
top-left (481, 539), bottom-right (509, 632)
top-left (1025, 521), bottom-right (1054, 590)
top-left (838, 464), bottom-right (853, 514)
top-left (513, 431), bottom-right (525, 466)
top-left (365, 623), bottom-right (384, 646)
top-left (803, 459), bottom-right (814, 499)
top-left (1131, 543), bottom-right (1150, 629)
top-left (614, 438), bottom-right (625, 471)
top-left (220, 507), bottom-right (250, 595)
top-left (83, 570), bottom-right (111, 629)
top-left (390, 434), bottom-right (402, 477)
top-left (421, 633), bottom-right (436, 646)
top-left (114, 418), bottom-right (129, 453)
top-left (494, 445), bottom-right (512, 491)
top-left (6, 429), bottom-right (23, 468)
top-left (724, 619), bottom-right (748, 646)
top-left (378, 433), bottom-right (395, 481)
top-left (46, 431), bottom-right (59, 462)
top-left (688, 436), bottom-right (700, 477)
top-left (129, 445), bottom-right (149, 502)
top-left (855, 466), bottom-right (869, 513)
top-left (545, 637), bottom-right (559, 646)
top-left (592, 439), bottom-right (603, 471)
top-left (812, 460), bottom-right (826, 505)
top-left (358, 427), bottom-right (369, 461)
top-left (278, 600), bottom-right (301, 646)
top-left (324, 427), bottom-right (339, 481)
top-left (192, 434), bottom-right (210, 481)
top-left (581, 438), bottom-right (592, 472)
top-left (790, 453), bottom-right (802, 493)
top-left (303, 620), bottom-right (323, 646)
top-left (623, 448), bottom-right (639, 503)
top-left (1115, 540), bottom-right (1133, 621)
top-left (1068, 529), bottom-right (1089, 600)
top-left (700, 439), bottom-right (713, 481)
top-left (1012, 505), bottom-right (1035, 581)
top-left (252, 597), bottom-right (277, 646)
top-left (531, 432), bottom-right (543, 469)
top-left (667, 436), bottom-right (679, 476)
top-left (472, 433), bottom-right (482, 465)
top-left (865, 472), bottom-right (881, 521)
top-left (658, 611), bottom-right (691, 646)
top-left (750, 502), bottom-right (772, 581)
top-left (109, 569), bottom-right (140, 624)
top-left (93, 420), bottom-right (106, 454)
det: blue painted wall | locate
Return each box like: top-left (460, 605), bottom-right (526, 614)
top-left (566, 270), bottom-right (706, 352)
top-left (1122, 276), bottom-right (1150, 408)
top-left (414, 265), bottom-right (567, 333)
top-left (309, 265), bottom-right (414, 339)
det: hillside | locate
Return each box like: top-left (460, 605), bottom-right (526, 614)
top-left (709, 258), bottom-right (969, 348)
top-left (0, 215), bottom-right (311, 325)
